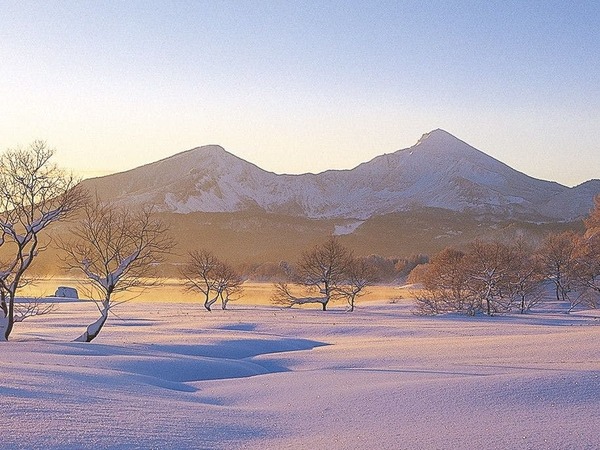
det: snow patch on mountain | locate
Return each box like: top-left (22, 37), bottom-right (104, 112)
top-left (333, 220), bottom-right (365, 236)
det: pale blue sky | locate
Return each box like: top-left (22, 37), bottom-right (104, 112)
top-left (1, 1), bottom-right (598, 185)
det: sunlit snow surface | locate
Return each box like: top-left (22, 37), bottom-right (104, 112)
top-left (2, 298), bottom-right (599, 449)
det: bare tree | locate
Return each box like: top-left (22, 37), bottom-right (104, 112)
top-left (463, 241), bottom-right (517, 315)
top-left (182, 250), bottom-right (220, 311)
top-left (538, 231), bottom-right (579, 309)
top-left (214, 261), bottom-right (244, 310)
top-left (415, 241), bottom-right (546, 316)
top-left (584, 194), bottom-right (600, 232)
top-left (571, 245), bottom-right (600, 309)
top-left (182, 250), bottom-right (243, 311)
top-left (338, 257), bottom-right (378, 312)
top-left (0, 141), bottom-right (84, 340)
top-left (414, 247), bottom-right (471, 315)
top-left (59, 199), bottom-right (173, 342)
top-left (508, 240), bottom-right (545, 314)
top-left (272, 237), bottom-right (351, 311)
top-left (571, 197), bottom-right (600, 308)
top-left (532, 200), bottom-right (600, 312)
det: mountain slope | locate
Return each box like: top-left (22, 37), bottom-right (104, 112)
top-left (81, 129), bottom-right (597, 221)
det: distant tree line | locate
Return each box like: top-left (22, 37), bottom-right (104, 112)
top-left (237, 253), bottom-right (428, 284)
top-left (411, 196), bottom-right (600, 315)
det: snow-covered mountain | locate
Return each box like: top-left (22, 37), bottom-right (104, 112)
top-left (82, 129), bottom-right (597, 221)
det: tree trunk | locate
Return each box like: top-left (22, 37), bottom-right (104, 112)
top-left (221, 293), bottom-right (229, 310)
top-left (0, 291), bottom-right (7, 341)
top-left (520, 295), bottom-right (526, 314)
top-left (322, 301), bottom-right (327, 311)
top-left (204, 294), bottom-right (218, 312)
top-left (0, 313), bottom-right (8, 341)
top-left (1, 293), bottom-right (15, 341)
top-left (74, 301), bottom-right (109, 342)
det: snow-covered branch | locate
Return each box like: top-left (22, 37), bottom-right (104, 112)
top-left (271, 282), bottom-right (327, 308)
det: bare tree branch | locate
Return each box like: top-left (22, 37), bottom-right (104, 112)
top-left (13, 298), bottom-right (55, 323)
top-left (271, 281), bottom-right (327, 308)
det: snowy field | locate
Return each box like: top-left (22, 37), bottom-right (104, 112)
top-left (1, 293), bottom-right (599, 450)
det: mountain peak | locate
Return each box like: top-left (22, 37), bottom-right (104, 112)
top-left (416, 129), bottom-right (461, 146)
top-left (200, 144), bottom-right (226, 152)
top-left (188, 144), bottom-right (228, 157)
top-left (176, 144), bottom-right (243, 166)
top-left (411, 129), bottom-right (488, 162)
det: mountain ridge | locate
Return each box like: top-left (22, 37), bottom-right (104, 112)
top-left (81, 129), bottom-right (597, 222)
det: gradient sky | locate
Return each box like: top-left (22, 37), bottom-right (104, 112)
top-left (1, 1), bottom-right (598, 186)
